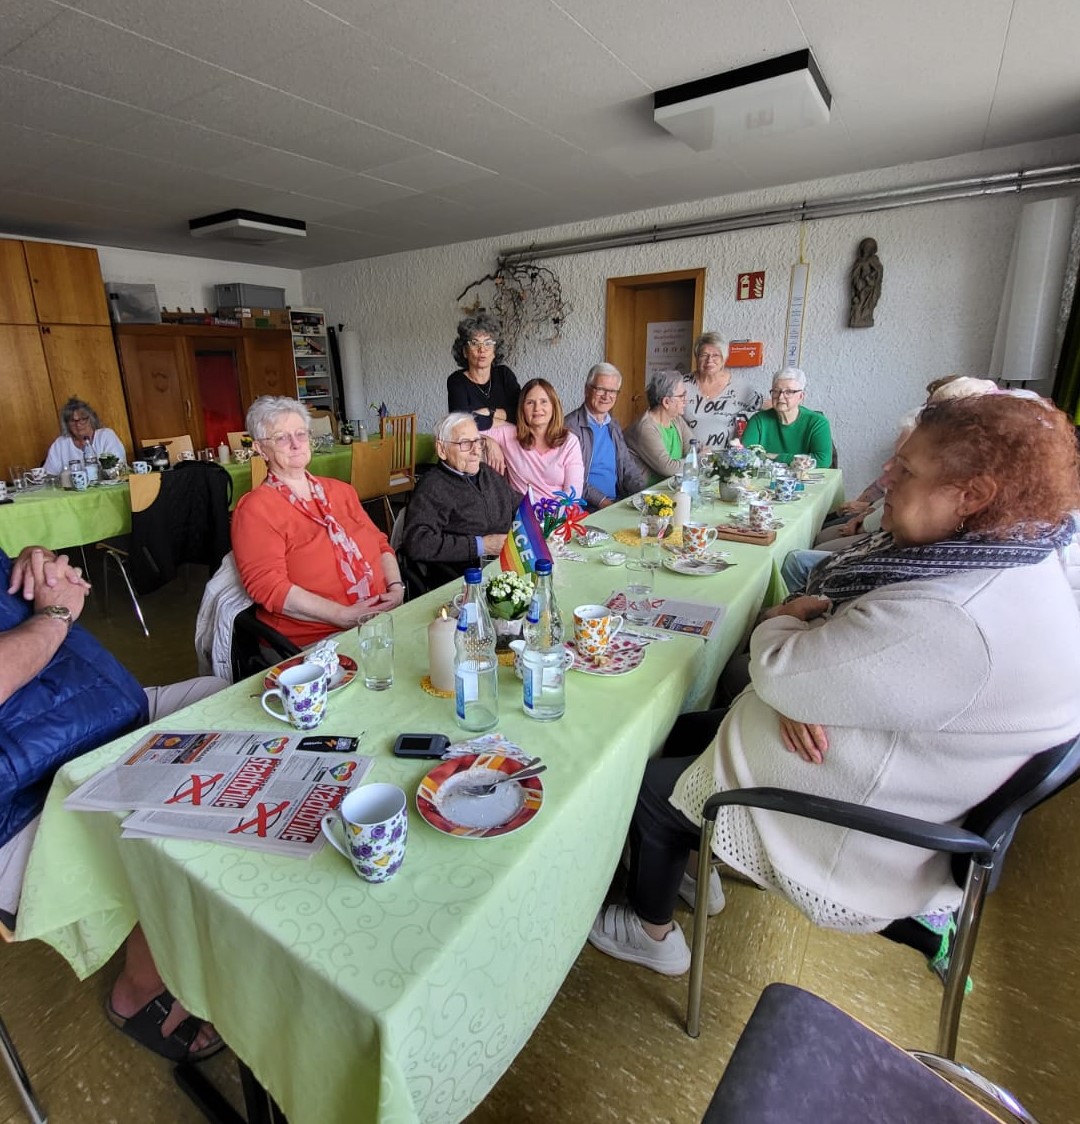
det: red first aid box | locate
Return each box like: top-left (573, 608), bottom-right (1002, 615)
top-left (727, 340), bottom-right (763, 367)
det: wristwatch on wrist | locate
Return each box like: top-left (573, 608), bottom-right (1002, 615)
top-left (36, 605), bottom-right (73, 631)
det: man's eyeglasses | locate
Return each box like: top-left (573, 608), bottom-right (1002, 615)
top-left (773, 389), bottom-right (803, 398)
top-left (265, 430), bottom-right (311, 448)
top-left (446, 438), bottom-right (484, 452)
top-left (467, 338), bottom-right (497, 350)
top-left (588, 386), bottom-right (620, 399)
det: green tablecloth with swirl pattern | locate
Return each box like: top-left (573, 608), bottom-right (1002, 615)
top-left (16, 471), bottom-right (842, 1123)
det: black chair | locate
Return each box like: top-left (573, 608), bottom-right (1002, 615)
top-left (701, 983), bottom-right (1038, 1123)
top-left (230, 605), bottom-right (300, 682)
top-left (687, 735), bottom-right (1080, 1057)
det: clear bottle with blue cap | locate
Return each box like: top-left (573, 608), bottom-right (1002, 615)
top-left (454, 568), bottom-right (499, 731)
top-left (521, 559), bottom-right (564, 721)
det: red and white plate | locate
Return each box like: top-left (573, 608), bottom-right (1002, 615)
top-left (264, 654), bottom-right (358, 692)
top-left (416, 752), bottom-right (544, 839)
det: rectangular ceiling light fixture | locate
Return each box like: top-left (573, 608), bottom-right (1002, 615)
top-left (189, 209), bottom-right (307, 243)
top-left (653, 49), bottom-right (831, 152)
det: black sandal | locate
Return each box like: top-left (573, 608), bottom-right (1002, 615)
top-left (106, 988), bottom-right (225, 1063)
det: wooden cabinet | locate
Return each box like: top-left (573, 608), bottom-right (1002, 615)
top-left (117, 325), bottom-right (294, 451)
top-left (0, 239), bottom-right (130, 480)
top-left (22, 242), bottom-right (111, 325)
top-left (0, 242), bottom-right (36, 324)
top-left (0, 325), bottom-right (62, 473)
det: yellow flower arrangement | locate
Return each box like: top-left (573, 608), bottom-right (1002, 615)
top-left (642, 492), bottom-right (674, 518)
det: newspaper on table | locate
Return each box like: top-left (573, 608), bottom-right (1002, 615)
top-left (65, 729), bottom-right (373, 858)
top-left (605, 592), bottom-right (725, 639)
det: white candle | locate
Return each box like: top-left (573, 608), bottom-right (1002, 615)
top-left (428, 610), bottom-right (457, 693)
top-left (673, 491), bottom-right (691, 529)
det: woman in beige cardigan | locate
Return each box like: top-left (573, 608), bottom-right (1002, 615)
top-left (590, 393), bottom-right (1080, 975)
top-left (623, 370), bottom-right (692, 483)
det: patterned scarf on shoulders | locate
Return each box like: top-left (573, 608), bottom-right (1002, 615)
top-left (804, 521), bottom-right (1075, 607)
top-left (264, 471), bottom-right (374, 603)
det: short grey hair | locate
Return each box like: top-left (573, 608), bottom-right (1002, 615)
top-left (693, 332), bottom-right (729, 363)
top-left (246, 395), bottom-right (312, 440)
top-left (772, 366), bottom-right (807, 392)
top-left (585, 362), bottom-right (622, 388)
top-left (646, 370), bottom-right (685, 408)
top-left (436, 412), bottom-right (476, 447)
top-left (59, 396), bottom-right (101, 434)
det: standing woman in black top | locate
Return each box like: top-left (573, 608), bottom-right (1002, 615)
top-left (446, 315), bottom-right (521, 431)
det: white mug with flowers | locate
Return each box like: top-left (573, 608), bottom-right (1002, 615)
top-left (486, 570), bottom-right (536, 647)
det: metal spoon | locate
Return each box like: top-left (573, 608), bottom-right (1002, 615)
top-left (461, 763), bottom-right (547, 797)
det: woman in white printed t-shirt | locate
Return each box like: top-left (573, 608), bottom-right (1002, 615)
top-left (682, 332), bottom-right (765, 451)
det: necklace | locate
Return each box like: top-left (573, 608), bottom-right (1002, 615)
top-left (467, 367), bottom-right (493, 397)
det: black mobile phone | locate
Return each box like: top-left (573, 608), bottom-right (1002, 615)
top-left (393, 733), bottom-right (451, 759)
top-left (297, 735), bottom-right (361, 753)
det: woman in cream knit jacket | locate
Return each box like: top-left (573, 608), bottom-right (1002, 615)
top-left (590, 393), bottom-right (1080, 975)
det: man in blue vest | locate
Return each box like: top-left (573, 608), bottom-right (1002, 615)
top-left (1, 544), bottom-right (227, 1062)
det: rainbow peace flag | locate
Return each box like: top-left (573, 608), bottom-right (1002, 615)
top-left (499, 495), bottom-right (552, 574)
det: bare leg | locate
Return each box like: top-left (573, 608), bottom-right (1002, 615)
top-left (109, 925), bottom-right (218, 1052)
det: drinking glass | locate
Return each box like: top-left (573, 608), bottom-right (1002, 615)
top-left (358, 614), bottom-right (394, 690)
top-left (9, 466), bottom-right (25, 492)
top-left (640, 540), bottom-right (663, 571)
top-left (624, 560), bottom-right (655, 626)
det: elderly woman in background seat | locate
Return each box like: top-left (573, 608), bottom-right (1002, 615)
top-left (683, 332), bottom-right (765, 452)
top-left (590, 393), bottom-right (1080, 976)
top-left (232, 396), bottom-right (403, 648)
top-left (624, 370), bottom-right (692, 484)
top-left (741, 367), bottom-right (833, 467)
top-left (43, 396), bottom-right (125, 474)
top-left (485, 378), bottom-right (584, 502)
top-left (446, 314), bottom-right (520, 432)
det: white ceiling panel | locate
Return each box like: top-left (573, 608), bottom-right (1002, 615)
top-left (0, 0), bottom-right (1077, 266)
top-left (1, 10), bottom-right (227, 112)
top-left (53, 0), bottom-right (342, 72)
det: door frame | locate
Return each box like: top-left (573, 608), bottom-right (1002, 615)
top-left (604, 268), bottom-right (706, 428)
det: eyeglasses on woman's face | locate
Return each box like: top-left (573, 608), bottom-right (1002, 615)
top-left (265, 429), bottom-right (311, 448)
top-left (467, 337), bottom-right (497, 351)
top-left (773, 388), bottom-right (803, 399)
top-left (69, 413), bottom-right (93, 426)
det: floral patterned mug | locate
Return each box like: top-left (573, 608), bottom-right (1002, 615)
top-left (321, 783), bottom-right (408, 883)
top-left (261, 661), bottom-right (328, 730)
top-left (573, 604), bottom-right (624, 658)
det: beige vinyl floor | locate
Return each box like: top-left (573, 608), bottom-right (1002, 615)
top-left (2, 557), bottom-right (1077, 1123)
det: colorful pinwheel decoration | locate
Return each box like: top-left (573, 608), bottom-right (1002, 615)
top-left (533, 489), bottom-right (588, 543)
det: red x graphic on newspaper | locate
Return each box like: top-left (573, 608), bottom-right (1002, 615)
top-left (164, 773), bottom-right (226, 806)
top-left (228, 801), bottom-right (291, 838)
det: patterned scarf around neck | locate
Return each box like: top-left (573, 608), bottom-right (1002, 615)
top-left (804, 522), bottom-right (1074, 607)
top-left (264, 471), bottom-right (374, 603)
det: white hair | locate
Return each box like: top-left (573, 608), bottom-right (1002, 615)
top-left (436, 412), bottom-right (476, 446)
top-left (929, 377), bottom-right (999, 402)
top-left (245, 395), bottom-right (311, 439)
top-left (586, 362), bottom-right (622, 388)
top-left (772, 367), bottom-right (807, 391)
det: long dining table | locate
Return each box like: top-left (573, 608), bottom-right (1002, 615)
top-left (15, 471), bottom-right (842, 1124)
top-left (0, 446), bottom-right (356, 556)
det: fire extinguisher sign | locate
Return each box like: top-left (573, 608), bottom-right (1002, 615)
top-left (736, 271), bottom-right (765, 301)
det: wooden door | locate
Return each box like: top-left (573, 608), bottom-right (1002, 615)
top-left (240, 331), bottom-right (295, 406)
top-left (0, 241), bottom-right (36, 324)
top-left (23, 242), bottom-right (111, 325)
top-left (605, 269), bottom-right (705, 431)
top-left (190, 339), bottom-right (244, 450)
top-left (40, 325), bottom-right (134, 458)
top-left (117, 331), bottom-right (197, 451)
top-left (0, 324), bottom-right (61, 478)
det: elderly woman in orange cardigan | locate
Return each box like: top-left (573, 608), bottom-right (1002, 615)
top-left (232, 396), bottom-right (404, 648)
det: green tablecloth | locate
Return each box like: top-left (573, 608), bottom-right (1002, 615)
top-left (16, 472), bottom-right (842, 1124)
top-left (0, 447), bottom-right (356, 555)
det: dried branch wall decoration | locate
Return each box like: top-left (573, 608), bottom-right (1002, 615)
top-left (456, 262), bottom-right (571, 357)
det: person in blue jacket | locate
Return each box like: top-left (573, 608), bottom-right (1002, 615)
top-left (0, 545), bottom-right (228, 1063)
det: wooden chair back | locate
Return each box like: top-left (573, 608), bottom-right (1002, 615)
top-left (250, 455), bottom-right (268, 489)
top-left (141, 434), bottom-right (194, 465)
top-left (227, 431), bottom-right (251, 452)
top-left (128, 472), bottom-right (162, 513)
top-left (350, 439), bottom-right (394, 531)
top-left (308, 409), bottom-right (336, 439)
top-left (380, 413), bottom-right (417, 495)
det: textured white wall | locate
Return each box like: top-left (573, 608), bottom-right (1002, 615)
top-left (306, 133), bottom-right (1080, 495)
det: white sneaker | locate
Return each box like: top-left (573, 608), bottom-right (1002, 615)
top-left (588, 904), bottom-right (691, 976)
top-left (678, 868), bottom-right (726, 916)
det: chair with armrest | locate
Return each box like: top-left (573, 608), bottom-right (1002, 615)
top-left (350, 440), bottom-right (394, 534)
top-left (140, 435), bottom-right (194, 465)
top-left (380, 413), bottom-right (417, 496)
top-left (1, 919), bottom-right (47, 1124)
top-left (701, 982), bottom-right (1038, 1123)
top-left (686, 734), bottom-right (1080, 1058)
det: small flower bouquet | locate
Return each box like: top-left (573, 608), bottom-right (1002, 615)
top-left (708, 446), bottom-right (758, 482)
top-left (642, 492), bottom-right (675, 518)
top-left (486, 571), bottom-right (534, 621)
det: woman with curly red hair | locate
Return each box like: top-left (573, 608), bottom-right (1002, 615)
top-left (485, 378), bottom-right (584, 502)
top-left (590, 393), bottom-right (1080, 976)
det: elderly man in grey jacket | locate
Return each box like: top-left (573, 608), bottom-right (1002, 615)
top-left (564, 363), bottom-right (647, 509)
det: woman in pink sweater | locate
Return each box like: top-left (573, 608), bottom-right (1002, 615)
top-left (486, 379), bottom-right (584, 502)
